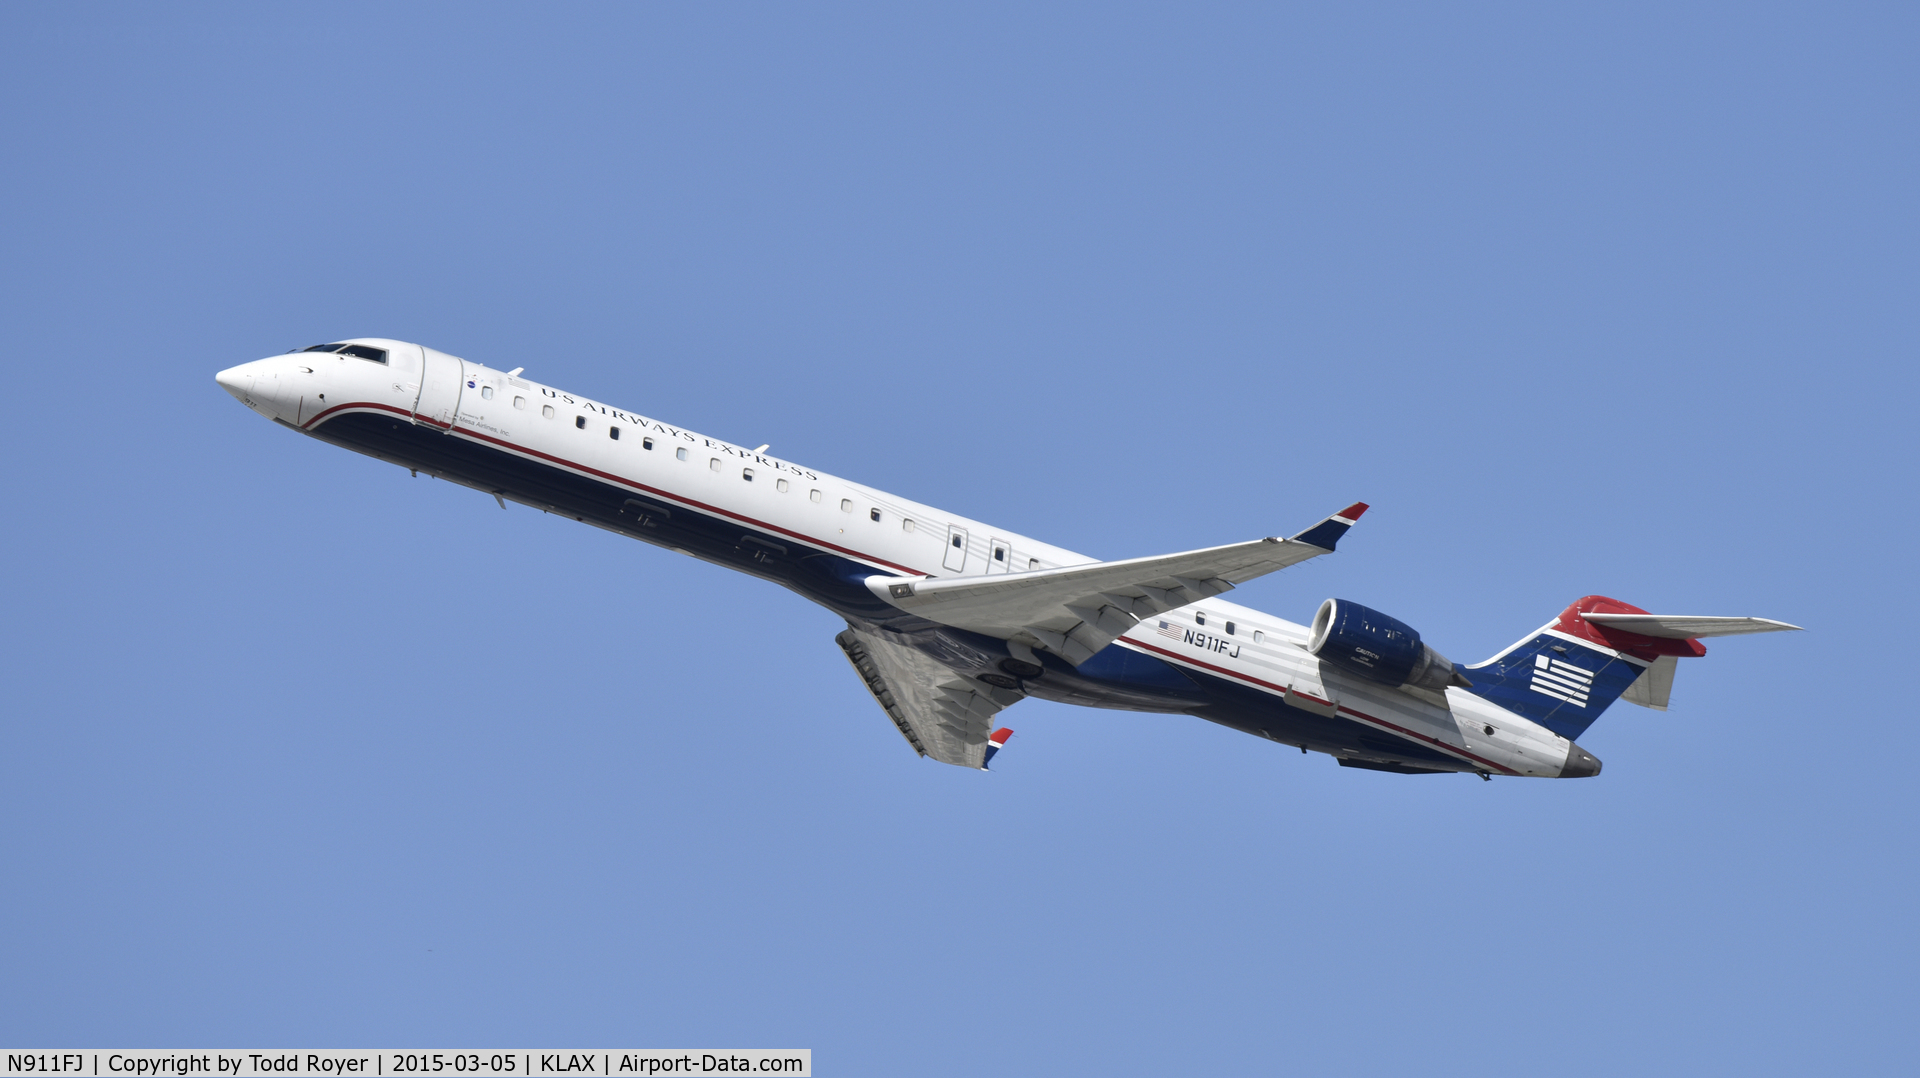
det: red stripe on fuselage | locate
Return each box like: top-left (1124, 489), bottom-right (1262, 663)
top-left (303, 400), bottom-right (423, 427)
top-left (303, 402), bottom-right (930, 577)
top-left (1117, 638), bottom-right (1520, 775)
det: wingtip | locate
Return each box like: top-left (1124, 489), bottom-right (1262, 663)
top-left (1288, 502), bottom-right (1369, 550)
top-left (982, 727), bottom-right (1014, 770)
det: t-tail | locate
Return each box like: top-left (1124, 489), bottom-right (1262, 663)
top-left (1461, 596), bottom-right (1801, 740)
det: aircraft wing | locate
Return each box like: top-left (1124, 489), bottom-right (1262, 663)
top-left (864, 503), bottom-right (1368, 665)
top-left (835, 624), bottom-right (1021, 769)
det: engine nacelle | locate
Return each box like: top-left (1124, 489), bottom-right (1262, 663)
top-left (1307, 598), bottom-right (1466, 693)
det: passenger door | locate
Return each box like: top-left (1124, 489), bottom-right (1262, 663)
top-left (412, 345), bottom-right (465, 430)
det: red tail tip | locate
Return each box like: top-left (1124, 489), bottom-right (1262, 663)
top-left (1340, 502), bottom-right (1369, 520)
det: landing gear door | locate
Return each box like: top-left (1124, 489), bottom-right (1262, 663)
top-left (943, 526), bottom-right (969, 573)
top-left (412, 345), bottom-right (465, 430)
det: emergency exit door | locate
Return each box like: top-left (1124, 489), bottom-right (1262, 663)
top-left (943, 526), bottom-right (968, 573)
top-left (987, 538), bottom-right (1011, 574)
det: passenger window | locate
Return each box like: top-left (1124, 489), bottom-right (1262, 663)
top-left (642, 437), bottom-right (653, 450)
top-left (743, 468), bottom-right (754, 482)
top-left (574, 416), bottom-right (586, 429)
top-left (676, 447), bottom-right (688, 461)
top-left (1225, 621), bottom-right (1236, 635)
top-left (902, 519), bottom-right (914, 533)
top-left (776, 478), bottom-right (789, 492)
top-left (513, 396), bottom-right (526, 410)
top-left (480, 386), bottom-right (494, 400)
top-left (542, 404), bottom-right (554, 418)
top-left (841, 499), bottom-right (853, 512)
top-left (608, 427), bottom-right (620, 440)
top-left (1028, 558), bottom-right (1040, 569)
top-left (869, 508), bottom-right (881, 522)
top-left (993, 547), bottom-right (1005, 561)
top-left (709, 458), bottom-right (722, 472)
top-left (1195, 612), bottom-right (1207, 626)
top-left (810, 489), bottom-right (822, 503)
top-left (952, 534), bottom-right (963, 549)
top-left (1253, 630), bottom-right (1265, 643)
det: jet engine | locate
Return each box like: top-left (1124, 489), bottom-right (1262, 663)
top-left (1307, 598), bottom-right (1469, 692)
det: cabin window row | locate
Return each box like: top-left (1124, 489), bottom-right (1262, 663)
top-left (689, 463), bottom-right (908, 527)
top-left (507, 414), bottom-right (982, 550)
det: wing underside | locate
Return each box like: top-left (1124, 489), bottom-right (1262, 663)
top-left (835, 624), bottom-right (1021, 769)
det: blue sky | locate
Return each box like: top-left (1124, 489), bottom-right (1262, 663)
top-left (1, 3), bottom-right (1914, 1074)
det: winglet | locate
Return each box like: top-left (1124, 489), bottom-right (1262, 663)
top-left (982, 727), bottom-right (1014, 770)
top-left (1287, 502), bottom-right (1369, 551)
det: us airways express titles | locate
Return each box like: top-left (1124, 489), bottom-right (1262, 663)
top-left (215, 339), bottom-right (1799, 779)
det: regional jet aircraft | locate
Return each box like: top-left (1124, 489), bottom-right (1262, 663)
top-left (215, 339), bottom-right (1799, 779)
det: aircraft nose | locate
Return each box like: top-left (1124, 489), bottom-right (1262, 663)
top-left (215, 363), bottom-right (254, 401)
top-left (1561, 743), bottom-right (1603, 779)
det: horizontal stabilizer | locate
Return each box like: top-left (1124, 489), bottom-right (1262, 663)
top-left (867, 502), bottom-right (1366, 665)
top-left (1581, 613), bottom-right (1803, 639)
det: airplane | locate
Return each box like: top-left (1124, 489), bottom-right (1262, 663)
top-left (214, 338), bottom-right (1800, 780)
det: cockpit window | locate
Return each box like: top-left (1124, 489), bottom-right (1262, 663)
top-left (300, 343), bottom-right (387, 364)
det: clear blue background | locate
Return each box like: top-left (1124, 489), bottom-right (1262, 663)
top-left (2, 4), bottom-right (1913, 1074)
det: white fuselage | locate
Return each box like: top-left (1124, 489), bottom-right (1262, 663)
top-left (216, 338), bottom-right (1587, 778)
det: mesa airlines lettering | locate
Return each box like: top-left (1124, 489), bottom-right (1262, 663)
top-left (216, 338), bottom-right (1803, 781)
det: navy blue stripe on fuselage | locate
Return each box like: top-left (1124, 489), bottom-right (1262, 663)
top-left (1114, 639), bottom-right (1505, 773)
top-left (306, 406), bottom-right (1479, 773)
top-left (302, 407), bottom-right (904, 618)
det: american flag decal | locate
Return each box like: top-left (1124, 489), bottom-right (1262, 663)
top-left (1530, 652), bottom-right (1594, 707)
top-left (1155, 620), bottom-right (1182, 640)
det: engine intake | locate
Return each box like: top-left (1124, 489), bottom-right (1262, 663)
top-left (1307, 598), bottom-right (1468, 692)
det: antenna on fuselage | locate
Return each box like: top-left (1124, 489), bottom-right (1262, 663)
top-left (507, 367), bottom-right (524, 377)
top-left (753, 444), bottom-right (770, 453)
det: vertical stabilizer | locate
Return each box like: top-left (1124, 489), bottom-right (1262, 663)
top-left (1462, 597), bottom-right (1695, 740)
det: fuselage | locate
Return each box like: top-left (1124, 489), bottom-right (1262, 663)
top-left (215, 338), bottom-right (1589, 778)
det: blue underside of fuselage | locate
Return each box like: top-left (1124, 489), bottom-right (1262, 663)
top-left (302, 411), bottom-right (1469, 773)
